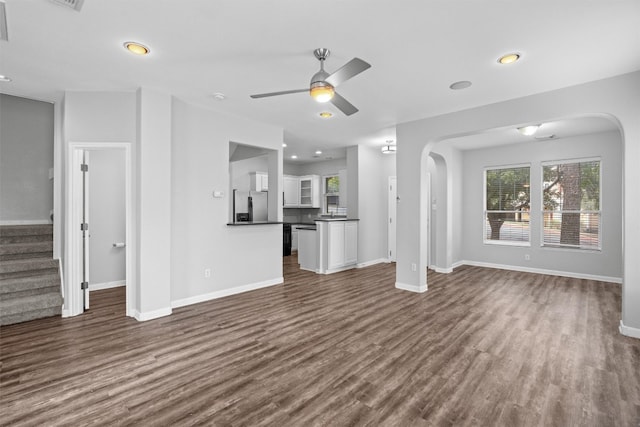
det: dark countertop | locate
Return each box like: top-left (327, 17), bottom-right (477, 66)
top-left (297, 226), bottom-right (317, 231)
top-left (226, 221), bottom-right (284, 226)
top-left (314, 218), bottom-right (360, 222)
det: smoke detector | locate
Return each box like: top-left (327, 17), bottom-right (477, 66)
top-left (50, 0), bottom-right (85, 12)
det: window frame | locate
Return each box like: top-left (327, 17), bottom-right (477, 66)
top-left (539, 157), bottom-right (602, 251)
top-left (323, 174), bottom-right (341, 214)
top-left (483, 163), bottom-right (531, 247)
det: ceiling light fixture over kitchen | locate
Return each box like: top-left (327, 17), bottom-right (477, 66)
top-left (381, 141), bottom-right (397, 154)
top-left (498, 53), bottom-right (520, 64)
top-left (291, 155), bottom-right (298, 159)
top-left (315, 150), bottom-right (322, 155)
top-left (123, 41), bottom-right (150, 55)
top-left (517, 124), bottom-right (541, 136)
top-left (212, 92), bottom-right (226, 101)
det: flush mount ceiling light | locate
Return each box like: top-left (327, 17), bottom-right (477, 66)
top-left (498, 53), bottom-right (520, 64)
top-left (0, 75), bottom-right (11, 82)
top-left (319, 111), bottom-right (333, 118)
top-left (124, 41), bottom-right (150, 55)
top-left (517, 124), bottom-right (541, 136)
top-left (212, 92), bottom-right (226, 101)
top-left (381, 141), bottom-right (397, 154)
top-left (449, 80), bottom-right (472, 90)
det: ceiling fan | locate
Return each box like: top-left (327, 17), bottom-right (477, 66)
top-left (250, 48), bottom-right (371, 116)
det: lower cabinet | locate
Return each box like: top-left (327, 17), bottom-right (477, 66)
top-left (318, 220), bottom-right (358, 274)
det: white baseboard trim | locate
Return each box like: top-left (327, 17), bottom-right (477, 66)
top-left (460, 260), bottom-right (622, 284)
top-left (322, 265), bottom-right (357, 275)
top-left (619, 320), bottom-right (640, 339)
top-left (171, 277), bottom-right (284, 309)
top-left (62, 309), bottom-right (72, 318)
top-left (133, 307), bottom-right (172, 322)
top-left (433, 266), bottom-right (453, 274)
top-left (357, 258), bottom-right (387, 268)
top-left (395, 281), bottom-right (427, 293)
top-left (0, 220), bottom-right (52, 225)
top-left (90, 281), bottom-right (125, 291)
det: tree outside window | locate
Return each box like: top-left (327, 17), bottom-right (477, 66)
top-left (542, 159), bottom-right (600, 249)
top-left (484, 166), bottom-right (531, 243)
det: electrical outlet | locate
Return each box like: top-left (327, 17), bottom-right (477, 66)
top-left (411, 263), bottom-right (417, 272)
top-left (204, 268), bottom-right (211, 278)
top-left (524, 254), bottom-right (530, 261)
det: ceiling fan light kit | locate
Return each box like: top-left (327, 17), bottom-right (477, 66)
top-left (250, 48), bottom-right (371, 116)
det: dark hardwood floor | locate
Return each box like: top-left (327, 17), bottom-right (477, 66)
top-left (1, 255), bottom-right (639, 426)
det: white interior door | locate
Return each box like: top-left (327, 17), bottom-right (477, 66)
top-left (388, 176), bottom-right (397, 261)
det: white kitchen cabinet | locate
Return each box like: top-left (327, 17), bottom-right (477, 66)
top-left (317, 220), bottom-right (358, 274)
top-left (299, 175), bottom-right (320, 208)
top-left (250, 172), bottom-right (268, 192)
top-left (283, 176), bottom-right (300, 207)
top-left (292, 228), bottom-right (299, 251)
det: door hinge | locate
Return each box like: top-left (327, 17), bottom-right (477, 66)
top-left (80, 223), bottom-right (89, 231)
top-left (81, 282), bottom-right (88, 290)
top-left (81, 163), bottom-right (88, 172)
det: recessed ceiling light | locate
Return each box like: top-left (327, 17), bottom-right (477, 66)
top-left (449, 81), bottom-right (472, 90)
top-left (291, 155), bottom-right (298, 159)
top-left (282, 143), bottom-right (287, 148)
top-left (0, 75), bottom-right (11, 82)
top-left (319, 112), bottom-right (333, 118)
top-left (124, 41), bottom-right (150, 55)
top-left (315, 150), bottom-right (322, 155)
top-left (212, 92), bottom-right (226, 101)
top-left (517, 124), bottom-right (541, 136)
top-left (498, 53), bottom-right (520, 64)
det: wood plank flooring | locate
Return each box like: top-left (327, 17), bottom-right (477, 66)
top-left (1, 256), bottom-right (639, 426)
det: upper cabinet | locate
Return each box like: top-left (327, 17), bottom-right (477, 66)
top-left (283, 176), bottom-right (300, 207)
top-left (250, 172), bottom-right (268, 192)
top-left (284, 175), bottom-right (320, 208)
top-left (299, 175), bottom-right (320, 208)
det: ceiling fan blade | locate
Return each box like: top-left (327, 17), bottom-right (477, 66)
top-left (250, 89), bottom-right (308, 99)
top-left (325, 58), bottom-right (371, 87)
top-left (330, 92), bottom-right (358, 116)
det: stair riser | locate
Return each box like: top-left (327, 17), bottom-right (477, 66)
top-left (0, 235), bottom-right (53, 244)
top-left (0, 225), bottom-right (53, 237)
top-left (1, 286), bottom-right (60, 300)
top-left (0, 260), bottom-right (58, 274)
top-left (1, 306), bottom-right (62, 326)
top-left (0, 268), bottom-right (60, 281)
top-left (0, 275), bottom-right (60, 294)
top-left (0, 251), bottom-right (54, 261)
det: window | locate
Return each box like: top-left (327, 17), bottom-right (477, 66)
top-left (484, 166), bottom-right (531, 244)
top-left (542, 159), bottom-right (600, 250)
top-left (324, 175), bottom-right (345, 214)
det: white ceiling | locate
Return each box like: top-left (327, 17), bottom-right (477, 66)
top-left (1, 0), bottom-right (638, 162)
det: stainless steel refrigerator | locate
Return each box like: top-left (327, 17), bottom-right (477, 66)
top-left (233, 190), bottom-right (268, 222)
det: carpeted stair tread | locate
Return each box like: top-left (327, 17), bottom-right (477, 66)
top-left (0, 257), bottom-right (59, 275)
top-left (0, 273), bottom-right (61, 294)
top-left (0, 292), bottom-right (63, 317)
top-left (0, 241), bottom-right (53, 261)
top-left (0, 224), bottom-right (53, 237)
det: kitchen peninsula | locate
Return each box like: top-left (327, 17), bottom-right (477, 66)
top-left (298, 218), bottom-right (358, 274)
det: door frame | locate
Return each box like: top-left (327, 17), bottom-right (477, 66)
top-left (65, 142), bottom-right (134, 317)
top-left (388, 176), bottom-right (397, 262)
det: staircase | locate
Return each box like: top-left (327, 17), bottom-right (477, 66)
top-left (0, 224), bottom-right (63, 326)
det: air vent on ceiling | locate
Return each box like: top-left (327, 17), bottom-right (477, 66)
top-left (0, 1), bottom-right (8, 41)
top-left (50, 0), bottom-right (84, 12)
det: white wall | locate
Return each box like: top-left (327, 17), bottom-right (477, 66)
top-left (459, 130), bottom-right (622, 279)
top-left (395, 71), bottom-right (640, 336)
top-left (230, 155), bottom-right (268, 192)
top-left (293, 158), bottom-right (347, 177)
top-left (170, 98), bottom-right (284, 306)
top-left (1, 94), bottom-right (54, 223)
top-left (356, 145), bottom-right (396, 265)
top-left (88, 149), bottom-right (126, 287)
top-left (63, 91), bottom-right (137, 315)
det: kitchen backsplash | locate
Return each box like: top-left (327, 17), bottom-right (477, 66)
top-left (283, 208), bottom-right (320, 224)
